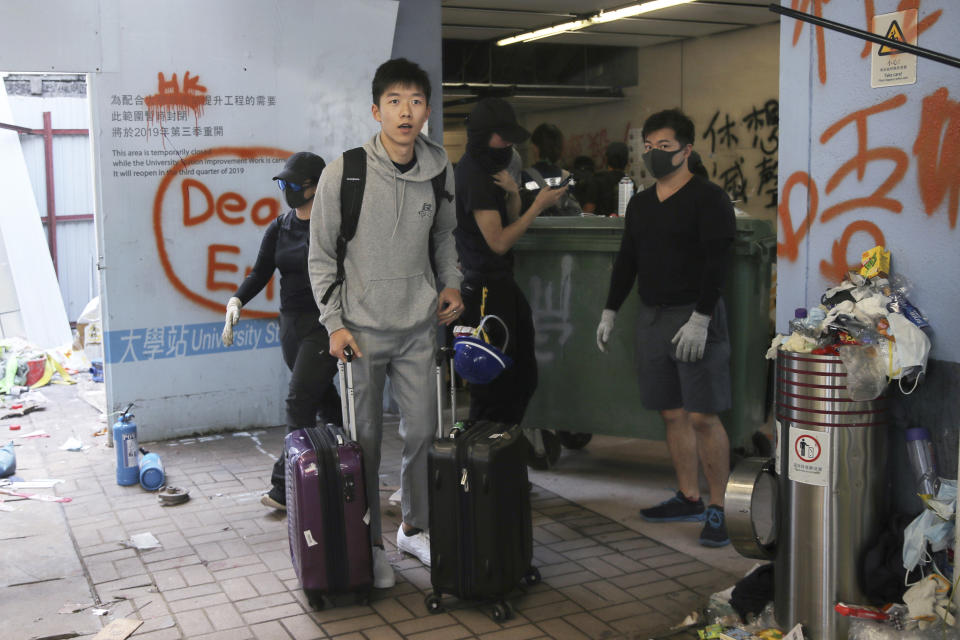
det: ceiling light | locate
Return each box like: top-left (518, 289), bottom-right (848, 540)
top-left (496, 0), bottom-right (698, 46)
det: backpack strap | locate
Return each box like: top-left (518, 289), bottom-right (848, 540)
top-left (320, 147), bottom-right (366, 305)
top-left (431, 165), bottom-right (451, 212)
top-left (524, 166), bottom-right (548, 190)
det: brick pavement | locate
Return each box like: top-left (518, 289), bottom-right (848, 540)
top-left (5, 383), bottom-right (740, 639)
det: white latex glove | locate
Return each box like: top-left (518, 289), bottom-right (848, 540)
top-left (596, 309), bottom-right (616, 352)
top-left (671, 311), bottom-right (711, 362)
top-left (221, 297), bottom-right (242, 347)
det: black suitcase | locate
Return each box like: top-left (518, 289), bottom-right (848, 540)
top-left (424, 350), bottom-right (539, 621)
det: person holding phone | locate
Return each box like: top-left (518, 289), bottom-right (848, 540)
top-left (454, 98), bottom-right (568, 430)
top-left (520, 123), bottom-right (582, 216)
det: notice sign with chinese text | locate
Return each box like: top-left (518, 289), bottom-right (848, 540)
top-left (788, 427), bottom-right (831, 486)
top-left (871, 10), bottom-right (918, 88)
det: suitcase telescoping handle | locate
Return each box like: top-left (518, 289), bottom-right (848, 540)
top-left (435, 347), bottom-right (457, 439)
top-left (337, 346), bottom-right (359, 442)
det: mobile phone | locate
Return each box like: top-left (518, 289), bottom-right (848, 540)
top-left (552, 175), bottom-right (574, 189)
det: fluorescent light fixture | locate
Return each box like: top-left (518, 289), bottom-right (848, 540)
top-left (496, 0), bottom-right (698, 46)
top-left (497, 18), bottom-right (593, 46)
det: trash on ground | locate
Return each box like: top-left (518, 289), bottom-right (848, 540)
top-left (157, 486), bottom-right (190, 506)
top-left (59, 602), bottom-right (93, 614)
top-left (0, 486), bottom-right (72, 503)
top-left (91, 618), bottom-right (143, 640)
top-left (122, 532), bottom-right (162, 550)
top-left (91, 608), bottom-right (110, 616)
top-left (59, 437), bottom-right (88, 451)
top-left (0, 441), bottom-right (15, 478)
top-left (7, 478), bottom-right (63, 489)
top-left (15, 429), bottom-right (50, 439)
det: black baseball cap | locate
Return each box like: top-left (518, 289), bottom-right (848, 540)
top-left (273, 151), bottom-right (326, 183)
top-left (466, 97), bottom-right (529, 144)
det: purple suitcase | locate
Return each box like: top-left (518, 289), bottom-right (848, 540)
top-left (285, 352), bottom-right (372, 607)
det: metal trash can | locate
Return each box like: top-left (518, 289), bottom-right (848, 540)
top-left (774, 350), bottom-right (888, 640)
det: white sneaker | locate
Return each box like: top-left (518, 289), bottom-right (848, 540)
top-left (396, 528), bottom-right (431, 567)
top-left (372, 547), bottom-right (395, 589)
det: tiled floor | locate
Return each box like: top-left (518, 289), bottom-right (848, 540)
top-left (2, 382), bottom-right (747, 639)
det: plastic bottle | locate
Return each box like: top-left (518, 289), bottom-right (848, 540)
top-left (617, 176), bottom-right (635, 217)
top-left (905, 427), bottom-right (939, 499)
top-left (788, 308), bottom-right (807, 335)
top-left (805, 306), bottom-right (827, 336)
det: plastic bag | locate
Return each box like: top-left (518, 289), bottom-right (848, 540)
top-left (838, 345), bottom-right (888, 401)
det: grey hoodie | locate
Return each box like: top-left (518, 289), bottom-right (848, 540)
top-left (309, 133), bottom-right (461, 335)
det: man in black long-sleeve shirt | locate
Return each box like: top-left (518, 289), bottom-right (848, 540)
top-left (596, 109), bottom-right (735, 548)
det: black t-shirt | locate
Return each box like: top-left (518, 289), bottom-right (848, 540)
top-left (393, 153), bottom-right (417, 174)
top-left (605, 175), bottom-right (735, 315)
top-left (234, 210), bottom-right (318, 313)
top-left (453, 152), bottom-right (513, 279)
top-left (585, 169), bottom-right (625, 216)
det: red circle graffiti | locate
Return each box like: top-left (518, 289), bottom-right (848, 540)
top-left (153, 146), bottom-right (292, 319)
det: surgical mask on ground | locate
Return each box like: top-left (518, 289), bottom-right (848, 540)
top-left (642, 148), bottom-right (686, 179)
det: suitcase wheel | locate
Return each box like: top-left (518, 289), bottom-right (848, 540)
top-left (490, 601), bottom-right (512, 622)
top-left (425, 592), bottom-right (444, 614)
top-left (523, 566), bottom-right (541, 586)
top-left (306, 592), bottom-right (325, 610)
top-left (355, 590), bottom-right (370, 606)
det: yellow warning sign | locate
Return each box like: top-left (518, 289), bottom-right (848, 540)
top-left (878, 20), bottom-right (905, 56)
top-left (871, 9), bottom-right (917, 88)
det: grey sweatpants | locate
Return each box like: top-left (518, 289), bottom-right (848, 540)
top-left (347, 321), bottom-right (437, 544)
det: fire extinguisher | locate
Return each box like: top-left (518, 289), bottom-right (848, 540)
top-left (114, 404), bottom-right (139, 486)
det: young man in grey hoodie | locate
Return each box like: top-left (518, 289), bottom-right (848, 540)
top-left (308, 58), bottom-right (463, 589)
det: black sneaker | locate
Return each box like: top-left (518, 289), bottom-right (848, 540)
top-left (699, 505), bottom-right (730, 547)
top-left (639, 491), bottom-right (705, 522)
top-left (260, 485), bottom-right (286, 511)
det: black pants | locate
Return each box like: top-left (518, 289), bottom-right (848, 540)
top-left (460, 276), bottom-right (538, 425)
top-left (270, 311), bottom-right (343, 490)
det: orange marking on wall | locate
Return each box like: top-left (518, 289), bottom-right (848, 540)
top-left (778, 171), bottom-right (819, 262)
top-left (913, 87), bottom-right (960, 229)
top-left (143, 71), bottom-right (207, 123)
top-left (153, 146), bottom-right (292, 318)
top-left (819, 220), bottom-right (886, 282)
top-left (859, 1), bottom-right (943, 58)
top-left (790, 0), bottom-right (831, 85)
top-left (819, 94), bottom-right (908, 222)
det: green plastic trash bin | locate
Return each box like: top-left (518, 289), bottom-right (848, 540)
top-left (511, 216), bottom-right (775, 454)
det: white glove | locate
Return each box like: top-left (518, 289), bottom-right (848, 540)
top-left (671, 311), bottom-right (710, 362)
top-left (596, 309), bottom-right (616, 352)
top-left (221, 297), bottom-right (242, 347)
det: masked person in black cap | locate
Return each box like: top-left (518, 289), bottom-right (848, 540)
top-left (220, 151), bottom-right (342, 511)
top-left (596, 109), bottom-right (735, 548)
top-left (454, 97), bottom-right (568, 428)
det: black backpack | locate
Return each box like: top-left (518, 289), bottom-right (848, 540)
top-left (320, 147), bottom-right (451, 304)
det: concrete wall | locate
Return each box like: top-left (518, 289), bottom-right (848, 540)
top-left (778, 1), bottom-right (959, 509)
top-left (445, 22), bottom-right (781, 221)
top-left (0, 0), bottom-right (449, 440)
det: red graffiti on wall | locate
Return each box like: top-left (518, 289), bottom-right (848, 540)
top-left (790, 0), bottom-right (832, 85)
top-left (153, 146), bottom-right (291, 318)
top-left (913, 87), bottom-right (960, 229)
top-left (144, 71), bottom-right (207, 121)
top-left (859, 1), bottom-right (942, 58)
top-left (778, 87), bottom-right (957, 282)
top-left (819, 94), bottom-right (909, 222)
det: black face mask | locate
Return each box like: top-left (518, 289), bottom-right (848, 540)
top-left (466, 129), bottom-right (514, 173)
top-left (284, 186), bottom-right (312, 209)
top-left (642, 148), bottom-right (686, 179)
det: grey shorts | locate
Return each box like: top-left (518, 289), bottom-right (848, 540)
top-left (634, 298), bottom-right (732, 414)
